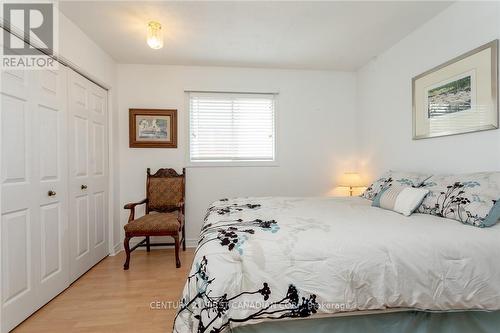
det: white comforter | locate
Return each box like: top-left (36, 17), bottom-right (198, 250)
top-left (173, 196), bottom-right (500, 333)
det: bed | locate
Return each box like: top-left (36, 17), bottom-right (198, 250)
top-left (173, 196), bottom-right (500, 333)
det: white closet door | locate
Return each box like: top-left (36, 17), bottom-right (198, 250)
top-left (68, 70), bottom-right (108, 282)
top-left (68, 71), bottom-right (92, 281)
top-left (34, 69), bottom-right (69, 307)
top-left (1, 68), bottom-right (36, 333)
top-left (88, 82), bottom-right (108, 264)
top-left (1, 66), bottom-right (69, 332)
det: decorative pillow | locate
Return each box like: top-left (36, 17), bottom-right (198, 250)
top-left (361, 171), bottom-right (432, 200)
top-left (417, 172), bottom-right (500, 227)
top-left (372, 185), bottom-right (429, 216)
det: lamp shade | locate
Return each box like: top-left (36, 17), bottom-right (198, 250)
top-left (338, 172), bottom-right (365, 187)
top-left (147, 21), bottom-right (163, 49)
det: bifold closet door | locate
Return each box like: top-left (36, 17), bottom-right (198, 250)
top-left (68, 69), bottom-right (108, 283)
top-left (1, 66), bottom-right (69, 332)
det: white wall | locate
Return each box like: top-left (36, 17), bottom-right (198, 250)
top-left (58, 12), bottom-right (121, 253)
top-left (357, 1), bottom-right (500, 181)
top-left (117, 65), bottom-right (358, 245)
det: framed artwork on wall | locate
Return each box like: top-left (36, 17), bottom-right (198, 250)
top-left (412, 40), bottom-right (499, 140)
top-left (129, 109), bottom-right (177, 148)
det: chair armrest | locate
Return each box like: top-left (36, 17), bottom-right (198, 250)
top-left (124, 199), bottom-right (147, 210)
top-left (177, 199), bottom-right (185, 225)
top-left (124, 199), bottom-right (147, 222)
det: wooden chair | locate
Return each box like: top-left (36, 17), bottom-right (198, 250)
top-left (123, 168), bottom-right (186, 270)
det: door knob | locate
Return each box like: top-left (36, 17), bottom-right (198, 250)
top-left (48, 190), bottom-right (56, 197)
top-left (81, 184), bottom-right (88, 190)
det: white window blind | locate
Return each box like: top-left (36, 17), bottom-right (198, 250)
top-left (189, 92), bottom-right (276, 162)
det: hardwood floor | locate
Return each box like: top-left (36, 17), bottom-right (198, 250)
top-left (12, 248), bottom-right (195, 333)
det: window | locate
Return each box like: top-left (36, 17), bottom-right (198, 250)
top-left (189, 92), bottom-right (276, 164)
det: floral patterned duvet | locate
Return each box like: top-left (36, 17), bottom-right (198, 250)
top-left (173, 196), bottom-right (500, 333)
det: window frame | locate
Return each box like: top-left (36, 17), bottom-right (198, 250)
top-left (185, 91), bottom-right (279, 168)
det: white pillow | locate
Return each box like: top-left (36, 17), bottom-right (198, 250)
top-left (372, 185), bottom-right (429, 216)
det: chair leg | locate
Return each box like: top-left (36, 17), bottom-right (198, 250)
top-left (174, 235), bottom-right (181, 268)
top-left (146, 236), bottom-right (151, 252)
top-left (182, 225), bottom-right (186, 251)
top-left (123, 236), bottom-right (131, 270)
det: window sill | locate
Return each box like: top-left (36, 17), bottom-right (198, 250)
top-left (186, 161), bottom-right (279, 168)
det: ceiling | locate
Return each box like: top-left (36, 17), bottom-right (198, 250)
top-left (59, 1), bottom-right (453, 71)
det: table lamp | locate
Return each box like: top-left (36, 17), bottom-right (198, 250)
top-left (339, 172), bottom-right (365, 196)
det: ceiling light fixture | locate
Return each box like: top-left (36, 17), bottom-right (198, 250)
top-left (147, 21), bottom-right (163, 50)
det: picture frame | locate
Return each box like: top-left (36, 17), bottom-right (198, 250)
top-left (412, 40), bottom-right (499, 140)
top-left (129, 109), bottom-right (177, 148)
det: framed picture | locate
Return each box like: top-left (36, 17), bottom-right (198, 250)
top-left (412, 40), bottom-right (499, 139)
top-left (129, 109), bottom-right (177, 148)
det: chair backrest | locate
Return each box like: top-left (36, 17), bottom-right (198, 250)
top-left (146, 168), bottom-right (185, 213)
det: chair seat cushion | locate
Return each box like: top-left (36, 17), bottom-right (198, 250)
top-left (124, 213), bottom-right (180, 236)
